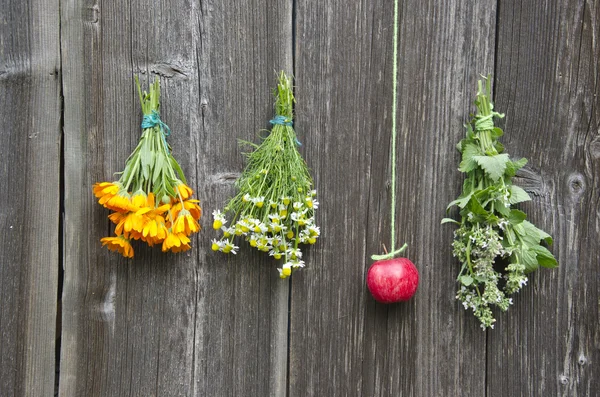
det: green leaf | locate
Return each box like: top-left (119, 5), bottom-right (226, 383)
top-left (531, 245), bottom-right (558, 268)
top-left (441, 218), bottom-right (460, 225)
top-left (153, 153), bottom-right (164, 185)
top-left (473, 153), bottom-right (510, 182)
top-left (463, 196), bottom-right (489, 223)
top-left (494, 200), bottom-right (511, 217)
top-left (447, 180), bottom-right (474, 210)
top-left (459, 143), bottom-right (482, 173)
top-left (447, 192), bottom-right (473, 210)
top-left (169, 156), bottom-right (187, 184)
top-left (490, 127), bottom-right (504, 139)
top-left (535, 225), bottom-right (554, 245)
top-left (520, 248), bottom-right (539, 272)
top-left (459, 275), bottom-right (474, 286)
top-left (508, 209), bottom-right (527, 225)
top-left (505, 158), bottom-right (528, 177)
top-left (494, 141), bottom-right (505, 154)
top-left (509, 185), bottom-right (531, 204)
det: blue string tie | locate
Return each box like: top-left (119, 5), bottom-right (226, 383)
top-left (269, 115), bottom-right (293, 127)
top-left (141, 110), bottom-right (171, 150)
top-left (269, 115), bottom-right (301, 146)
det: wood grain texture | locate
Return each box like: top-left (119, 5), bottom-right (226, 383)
top-left (0, 0), bottom-right (61, 396)
top-left (0, 0), bottom-right (595, 395)
top-left (290, 0), bottom-right (496, 396)
top-left (488, 0), bottom-right (600, 396)
top-left (60, 0), bottom-right (292, 395)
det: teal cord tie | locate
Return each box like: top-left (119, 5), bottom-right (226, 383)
top-left (270, 115), bottom-right (301, 146)
top-left (141, 110), bottom-right (171, 150)
top-left (270, 115), bottom-right (293, 126)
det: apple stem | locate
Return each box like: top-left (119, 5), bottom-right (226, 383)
top-left (371, 243), bottom-right (408, 261)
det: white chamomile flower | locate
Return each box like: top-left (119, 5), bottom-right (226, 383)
top-left (269, 250), bottom-right (283, 260)
top-left (278, 264), bottom-right (292, 278)
top-left (222, 226), bottom-right (235, 237)
top-left (211, 239), bottom-right (225, 252)
top-left (268, 213), bottom-right (281, 223)
top-left (212, 210), bottom-right (227, 229)
top-left (293, 202), bottom-right (303, 211)
top-left (252, 196), bottom-right (265, 208)
top-left (242, 193), bottom-right (252, 202)
top-left (223, 241), bottom-right (239, 254)
top-left (308, 225), bottom-right (320, 236)
top-left (290, 259), bottom-right (305, 269)
top-left (286, 248), bottom-right (302, 259)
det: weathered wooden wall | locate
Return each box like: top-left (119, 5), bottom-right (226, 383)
top-left (1, 0), bottom-right (598, 396)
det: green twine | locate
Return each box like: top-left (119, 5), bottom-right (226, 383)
top-left (474, 111), bottom-right (504, 132)
top-left (370, 0), bottom-right (407, 261)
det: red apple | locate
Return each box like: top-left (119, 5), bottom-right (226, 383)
top-left (367, 258), bottom-right (419, 303)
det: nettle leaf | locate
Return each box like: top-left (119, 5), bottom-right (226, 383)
top-left (509, 185), bottom-right (531, 204)
top-left (531, 245), bottom-right (558, 268)
top-left (463, 196), bottom-right (488, 222)
top-left (447, 180), bottom-right (474, 210)
top-left (494, 200), bottom-right (511, 217)
top-left (459, 143), bottom-right (482, 173)
top-left (490, 127), bottom-right (504, 139)
top-left (520, 247), bottom-right (539, 272)
top-left (505, 158), bottom-right (528, 177)
top-left (441, 218), bottom-right (460, 225)
top-left (494, 141), bottom-right (505, 154)
top-left (535, 225), bottom-right (554, 245)
top-left (473, 153), bottom-right (510, 182)
top-left (514, 222), bottom-right (541, 247)
top-left (508, 209), bottom-right (527, 225)
top-left (460, 275), bottom-right (474, 286)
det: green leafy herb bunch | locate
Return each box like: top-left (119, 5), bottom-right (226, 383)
top-left (212, 71), bottom-right (320, 279)
top-left (443, 76), bottom-right (557, 329)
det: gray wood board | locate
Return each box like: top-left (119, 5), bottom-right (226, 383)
top-left (0, 0), bottom-right (61, 395)
top-left (289, 0), bottom-right (497, 396)
top-left (487, 1), bottom-right (600, 396)
top-left (60, 0), bottom-right (292, 395)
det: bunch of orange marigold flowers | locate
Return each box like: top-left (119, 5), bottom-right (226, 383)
top-left (93, 77), bottom-right (201, 258)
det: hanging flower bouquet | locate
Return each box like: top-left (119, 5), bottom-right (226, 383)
top-left (443, 76), bottom-right (557, 329)
top-left (212, 71), bottom-right (320, 278)
top-left (93, 77), bottom-right (201, 258)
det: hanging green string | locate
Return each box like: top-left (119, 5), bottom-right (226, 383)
top-left (371, 0), bottom-right (407, 261)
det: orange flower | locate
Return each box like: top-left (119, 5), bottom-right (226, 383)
top-left (161, 231), bottom-right (191, 252)
top-left (170, 242), bottom-right (191, 253)
top-left (172, 199), bottom-right (202, 221)
top-left (175, 183), bottom-right (194, 200)
top-left (100, 236), bottom-right (134, 258)
top-left (114, 211), bottom-right (147, 235)
top-left (172, 210), bottom-right (200, 235)
top-left (103, 192), bottom-right (134, 213)
top-left (93, 182), bottom-right (120, 199)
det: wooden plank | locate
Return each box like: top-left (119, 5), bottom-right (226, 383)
top-left (290, 0), bottom-right (496, 395)
top-left (59, 0), bottom-right (292, 395)
top-left (487, 1), bottom-right (600, 396)
top-left (0, 0), bottom-right (61, 395)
